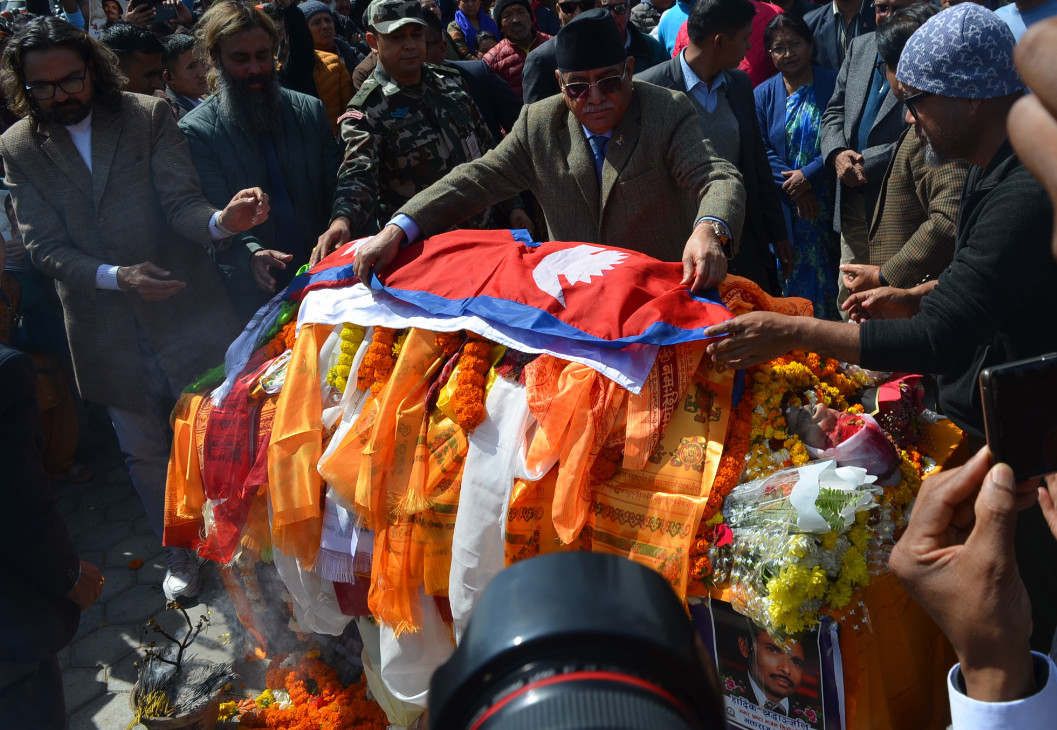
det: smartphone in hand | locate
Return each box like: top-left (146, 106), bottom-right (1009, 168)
top-left (980, 352), bottom-right (1057, 480)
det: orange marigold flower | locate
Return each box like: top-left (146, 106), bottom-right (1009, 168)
top-left (456, 369), bottom-right (486, 388)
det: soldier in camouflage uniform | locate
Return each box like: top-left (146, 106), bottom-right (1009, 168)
top-left (313, 0), bottom-right (531, 262)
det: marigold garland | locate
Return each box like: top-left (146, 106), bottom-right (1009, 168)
top-left (887, 448), bottom-right (923, 512)
top-left (451, 334), bottom-right (492, 431)
top-left (263, 319), bottom-right (298, 359)
top-left (239, 653), bottom-right (387, 730)
top-left (434, 330), bottom-right (464, 359)
top-left (355, 327), bottom-right (405, 397)
top-left (325, 323), bottom-right (366, 394)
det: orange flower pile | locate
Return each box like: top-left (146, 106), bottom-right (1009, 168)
top-left (434, 330), bottom-right (464, 359)
top-left (452, 334), bottom-right (492, 431)
top-left (240, 654), bottom-right (388, 730)
top-left (801, 351), bottom-right (859, 402)
top-left (263, 319), bottom-right (298, 358)
top-left (357, 327), bottom-right (399, 396)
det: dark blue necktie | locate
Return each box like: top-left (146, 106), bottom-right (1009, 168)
top-left (856, 58), bottom-right (890, 153)
top-left (260, 134), bottom-right (307, 288)
top-left (588, 134), bottom-right (609, 188)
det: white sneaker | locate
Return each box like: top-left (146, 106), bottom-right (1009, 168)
top-left (163, 547), bottom-right (202, 602)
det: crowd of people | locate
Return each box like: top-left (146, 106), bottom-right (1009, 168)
top-left (1, 0), bottom-right (1057, 725)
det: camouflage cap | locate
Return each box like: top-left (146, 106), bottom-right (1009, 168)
top-left (367, 0), bottom-right (429, 33)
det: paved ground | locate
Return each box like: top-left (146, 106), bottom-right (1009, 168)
top-left (55, 405), bottom-right (266, 729)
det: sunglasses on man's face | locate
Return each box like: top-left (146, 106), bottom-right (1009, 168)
top-left (560, 65), bottom-right (627, 99)
top-left (602, 2), bottom-right (628, 15)
top-left (557, 0), bottom-right (596, 13)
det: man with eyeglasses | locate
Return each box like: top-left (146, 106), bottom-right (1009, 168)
top-left (839, 4), bottom-right (969, 299)
top-left (819, 0), bottom-right (918, 316)
top-left (352, 9), bottom-right (745, 294)
top-left (521, 0), bottom-right (666, 103)
top-left (640, 0), bottom-right (791, 295)
top-left (0, 17), bottom-right (269, 602)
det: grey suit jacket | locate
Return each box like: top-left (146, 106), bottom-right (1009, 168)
top-left (400, 80), bottom-right (746, 264)
top-left (0, 93), bottom-right (241, 413)
top-left (820, 32), bottom-right (907, 232)
top-left (637, 61), bottom-right (787, 291)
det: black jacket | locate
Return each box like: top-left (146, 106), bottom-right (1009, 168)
top-left (0, 345), bottom-right (81, 665)
top-left (861, 142), bottom-right (1057, 440)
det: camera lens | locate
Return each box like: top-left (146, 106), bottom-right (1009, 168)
top-left (429, 553), bottom-right (725, 730)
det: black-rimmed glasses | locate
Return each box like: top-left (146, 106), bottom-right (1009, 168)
top-left (25, 66), bottom-right (88, 100)
top-left (560, 65), bottom-right (628, 99)
top-left (602, 2), bottom-right (628, 15)
top-left (903, 89), bottom-right (934, 120)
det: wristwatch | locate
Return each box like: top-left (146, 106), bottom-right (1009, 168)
top-left (708, 220), bottom-right (734, 260)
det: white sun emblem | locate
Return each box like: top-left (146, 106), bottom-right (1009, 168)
top-left (531, 244), bottom-right (628, 307)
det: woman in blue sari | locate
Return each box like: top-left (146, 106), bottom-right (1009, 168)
top-left (754, 14), bottom-right (840, 319)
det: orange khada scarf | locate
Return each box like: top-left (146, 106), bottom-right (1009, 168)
top-left (356, 329), bottom-right (465, 633)
top-left (267, 322), bottom-right (332, 569)
top-left (523, 356), bottom-right (626, 545)
top-left (163, 391), bottom-right (209, 551)
top-left (508, 341), bottom-right (731, 599)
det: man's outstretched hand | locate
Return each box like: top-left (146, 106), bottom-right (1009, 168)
top-left (117, 262), bottom-right (186, 302)
top-left (218, 188), bottom-right (270, 234)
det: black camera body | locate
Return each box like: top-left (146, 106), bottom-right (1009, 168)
top-left (429, 553), bottom-right (725, 730)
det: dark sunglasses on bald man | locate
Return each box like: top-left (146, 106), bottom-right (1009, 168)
top-left (557, 0), bottom-right (596, 13)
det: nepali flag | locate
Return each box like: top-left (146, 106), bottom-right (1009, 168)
top-left (287, 229), bottom-right (733, 347)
